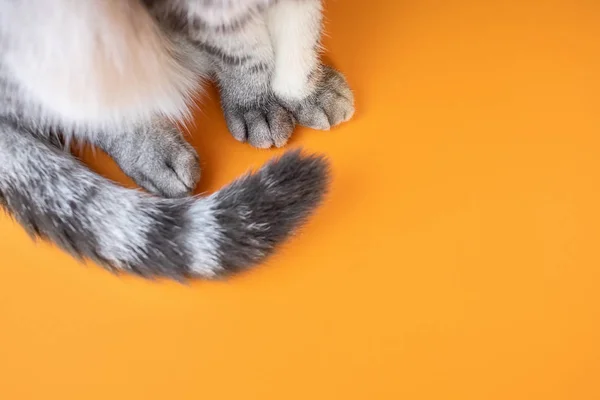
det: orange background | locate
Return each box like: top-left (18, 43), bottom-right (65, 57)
top-left (1, 0), bottom-right (600, 398)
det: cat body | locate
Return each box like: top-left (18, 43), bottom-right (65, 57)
top-left (0, 0), bottom-right (354, 279)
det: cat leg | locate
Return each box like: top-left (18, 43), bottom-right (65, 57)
top-left (267, 0), bottom-right (354, 130)
top-left (196, 15), bottom-right (295, 148)
top-left (148, 1), bottom-right (296, 148)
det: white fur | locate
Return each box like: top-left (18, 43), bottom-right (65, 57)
top-left (0, 0), bottom-right (200, 133)
top-left (186, 197), bottom-right (223, 277)
top-left (92, 190), bottom-right (157, 268)
top-left (267, 0), bottom-right (322, 101)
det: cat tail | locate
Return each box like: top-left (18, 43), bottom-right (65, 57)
top-left (0, 121), bottom-right (329, 280)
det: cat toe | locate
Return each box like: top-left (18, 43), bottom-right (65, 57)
top-left (282, 65), bottom-right (355, 131)
top-left (223, 99), bottom-right (295, 149)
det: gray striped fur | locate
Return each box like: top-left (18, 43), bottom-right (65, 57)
top-left (0, 0), bottom-right (352, 280)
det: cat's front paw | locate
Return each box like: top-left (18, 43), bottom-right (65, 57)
top-left (280, 65), bottom-right (355, 131)
top-left (111, 123), bottom-right (200, 198)
top-left (222, 97), bottom-right (296, 149)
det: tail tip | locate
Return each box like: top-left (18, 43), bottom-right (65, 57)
top-left (212, 149), bottom-right (331, 273)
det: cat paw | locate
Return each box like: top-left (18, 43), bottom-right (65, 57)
top-left (222, 98), bottom-right (296, 149)
top-left (113, 125), bottom-right (200, 198)
top-left (281, 65), bottom-right (355, 131)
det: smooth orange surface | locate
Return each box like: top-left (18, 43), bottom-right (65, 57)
top-left (2, 0), bottom-right (600, 398)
